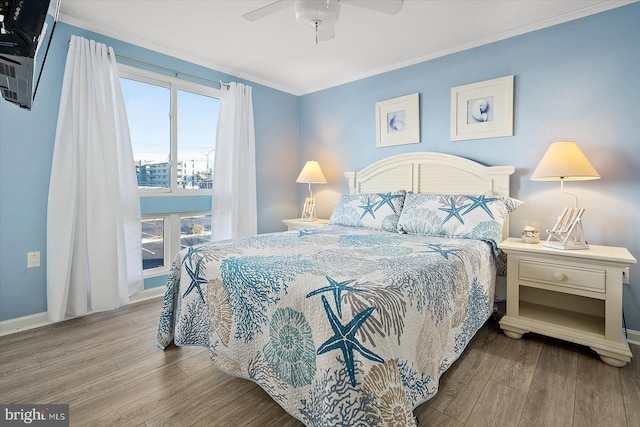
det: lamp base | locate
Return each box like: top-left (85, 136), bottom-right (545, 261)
top-left (300, 197), bottom-right (316, 222)
top-left (543, 240), bottom-right (589, 250)
top-left (544, 207), bottom-right (589, 250)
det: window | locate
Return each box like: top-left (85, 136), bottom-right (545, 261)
top-left (177, 90), bottom-right (218, 190)
top-left (140, 212), bottom-right (212, 275)
top-left (120, 78), bottom-right (171, 189)
top-left (119, 64), bottom-right (220, 193)
top-left (180, 213), bottom-right (212, 249)
top-left (119, 64), bottom-right (219, 276)
top-left (141, 217), bottom-right (166, 271)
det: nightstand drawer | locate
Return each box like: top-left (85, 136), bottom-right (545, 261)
top-left (519, 259), bottom-right (605, 292)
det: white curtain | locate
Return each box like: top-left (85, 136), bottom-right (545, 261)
top-left (212, 82), bottom-right (257, 241)
top-left (46, 35), bottom-right (143, 322)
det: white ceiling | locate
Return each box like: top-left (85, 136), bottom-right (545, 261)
top-left (58, 0), bottom-right (636, 95)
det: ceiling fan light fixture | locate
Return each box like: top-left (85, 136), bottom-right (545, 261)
top-left (294, 0), bottom-right (341, 29)
top-left (243, 0), bottom-right (403, 44)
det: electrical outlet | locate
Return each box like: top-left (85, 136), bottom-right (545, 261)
top-left (27, 251), bottom-right (40, 268)
top-left (623, 267), bottom-right (630, 285)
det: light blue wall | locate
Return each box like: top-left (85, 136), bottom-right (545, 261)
top-left (2, 5), bottom-right (639, 331)
top-left (0, 22), bottom-right (300, 322)
top-left (299, 3), bottom-right (640, 331)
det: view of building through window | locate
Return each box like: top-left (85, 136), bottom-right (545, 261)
top-left (177, 89), bottom-right (218, 189)
top-left (120, 75), bottom-right (220, 191)
top-left (120, 77), bottom-right (171, 190)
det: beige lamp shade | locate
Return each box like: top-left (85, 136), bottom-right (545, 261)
top-left (296, 160), bottom-right (326, 221)
top-left (530, 141), bottom-right (600, 181)
top-left (296, 160), bottom-right (327, 184)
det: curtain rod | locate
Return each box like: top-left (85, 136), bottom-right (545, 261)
top-left (66, 38), bottom-right (230, 89)
top-left (115, 54), bottom-right (229, 89)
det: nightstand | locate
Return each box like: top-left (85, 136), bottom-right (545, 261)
top-left (282, 218), bottom-right (329, 231)
top-left (498, 237), bottom-right (636, 367)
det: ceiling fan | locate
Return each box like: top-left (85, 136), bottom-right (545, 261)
top-left (243, 0), bottom-right (404, 44)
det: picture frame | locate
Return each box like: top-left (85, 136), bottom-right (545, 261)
top-left (450, 75), bottom-right (514, 141)
top-left (376, 93), bottom-right (420, 148)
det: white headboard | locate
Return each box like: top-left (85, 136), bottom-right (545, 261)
top-left (344, 152), bottom-right (516, 239)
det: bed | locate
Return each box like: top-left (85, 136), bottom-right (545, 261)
top-left (157, 152), bottom-right (517, 426)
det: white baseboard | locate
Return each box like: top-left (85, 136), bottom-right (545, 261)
top-left (0, 312), bottom-right (51, 337)
top-left (129, 285), bottom-right (166, 303)
top-left (627, 329), bottom-right (640, 346)
top-left (0, 286), bottom-right (165, 337)
top-left (2, 287), bottom-right (640, 347)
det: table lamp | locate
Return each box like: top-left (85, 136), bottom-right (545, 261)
top-left (530, 141), bottom-right (600, 249)
top-left (296, 160), bottom-right (327, 221)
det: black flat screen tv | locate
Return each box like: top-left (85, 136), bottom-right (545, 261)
top-left (0, 0), bottom-right (60, 110)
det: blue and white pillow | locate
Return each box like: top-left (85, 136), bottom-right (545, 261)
top-left (329, 190), bottom-right (406, 232)
top-left (397, 193), bottom-right (522, 245)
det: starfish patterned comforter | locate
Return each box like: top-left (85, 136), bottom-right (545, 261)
top-left (157, 225), bottom-right (497, 426)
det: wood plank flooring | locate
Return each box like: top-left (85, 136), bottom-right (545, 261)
top-left (1, 298), bottom-right (638, 426)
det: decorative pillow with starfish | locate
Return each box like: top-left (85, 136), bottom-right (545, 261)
top-left (329, 190), bottom-right (406, 232)
top-left (397, 192), bottom-right (522, 246)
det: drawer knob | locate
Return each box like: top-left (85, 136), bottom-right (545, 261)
top-left (553, 272), bottom-right (565, 281)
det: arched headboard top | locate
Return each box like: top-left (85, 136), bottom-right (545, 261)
top-left (344, 152), bottom-right (515, 198)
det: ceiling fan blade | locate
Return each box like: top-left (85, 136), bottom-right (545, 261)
top-left (342, 0), bottom-right (404, 15)
top-left (243, 0), bottom-right (293, 21)
top-left (318, 26), bottom-right (335, 42)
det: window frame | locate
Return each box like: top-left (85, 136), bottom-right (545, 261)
top-left (141, 214), bottom-right (172, 278)
top-left (141, 211), bottom-right (212, 278)
top-left (118, 63), bottom-right (221, 196)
